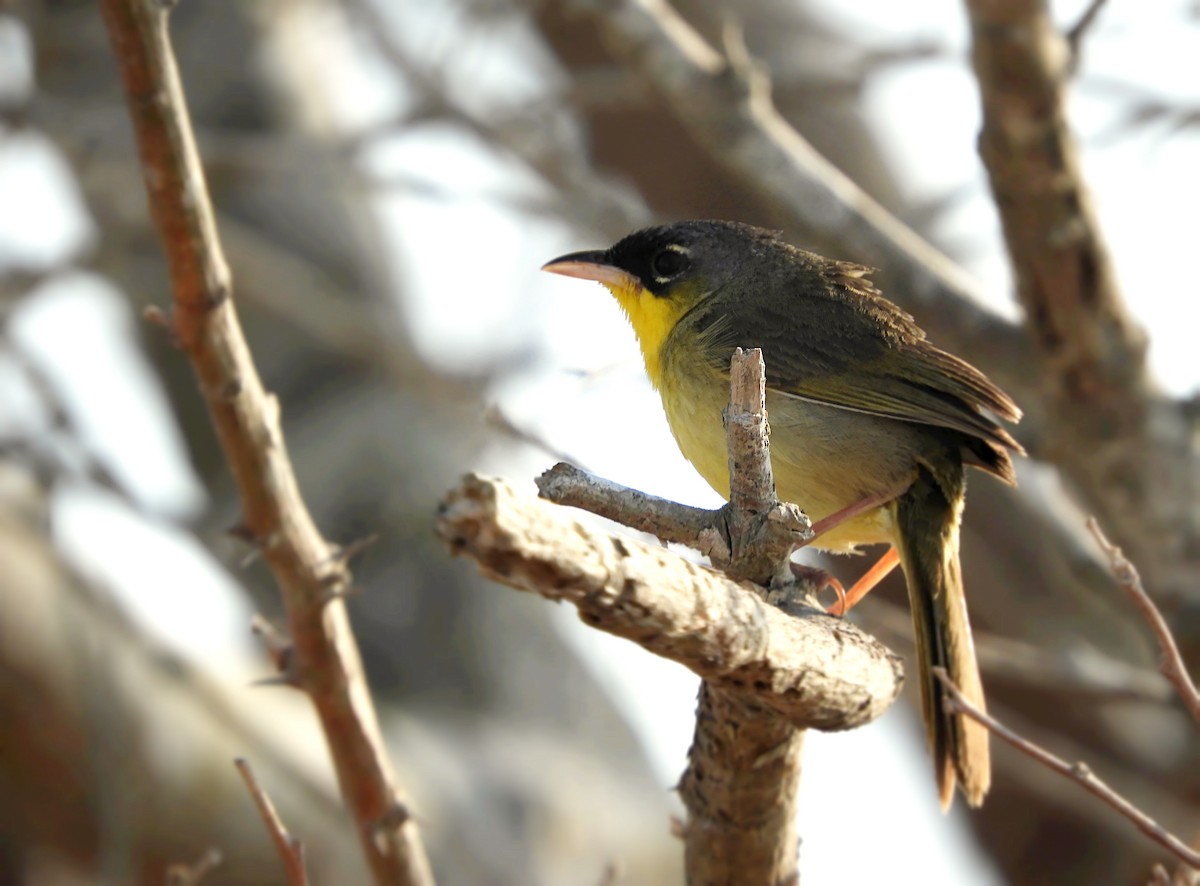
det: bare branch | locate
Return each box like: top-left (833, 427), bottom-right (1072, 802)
top-left (446, 350), bottom-right (901, 883)
top-left (537, 354), bottom-right (812, 584)
top-left (96, 2), bottom-right (433, 883)
top-left (1088, 519), bottom-right (1200, 723)
top-left (678, 349), bottom-right (802, 884)
top-left (235, 758), bottom-right (310, 886)
top-left (537, 461), bottom-right (717, 546)
top-left (724, 348), bottom-right (776, 513)
top-left (934, 669), bottom-right (1200, 871)
top-left (438, 473), bottom-right (902, 732)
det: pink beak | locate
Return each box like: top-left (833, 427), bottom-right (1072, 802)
top-left (542, 250), bottom-right (641, 291)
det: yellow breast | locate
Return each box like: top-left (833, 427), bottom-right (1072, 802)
top-left (656, 338), bottom-right (906, 554)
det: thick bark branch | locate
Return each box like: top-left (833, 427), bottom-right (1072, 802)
top-left (96, 2), bottom-right (433, 883)
top-left (438, 474), bottom-right (903, 732)
top-left (681, 685), bottom-right (805, 885)
top-left (442, 351), bottom-right (902, 885)
top-left (964, 0), bottom-right (1200, 599)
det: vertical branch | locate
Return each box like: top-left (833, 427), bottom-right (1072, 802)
top-left (96, 2), bottom-right (433, 883)
top-left (725, 347), bottom-right (776, 513)
top-left (966, 0), bottom-right (1145, 407)
top-left (964, 0), bottom-right (1199, 599)
top-left (680, 349), bottom-right (803, 885)
top-left (682, 687), bottom-right (805, 885)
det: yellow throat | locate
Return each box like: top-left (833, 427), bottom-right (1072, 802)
top-left (600, 278), bottom-right (687, 389)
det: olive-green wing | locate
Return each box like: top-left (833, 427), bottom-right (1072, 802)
top-left (691, 260), bottom-right (1022, 460)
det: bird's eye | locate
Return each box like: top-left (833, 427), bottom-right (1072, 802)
top-left (650, 247), bottom-right (689, 281)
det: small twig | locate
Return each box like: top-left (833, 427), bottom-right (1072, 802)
top-left (235, 758), bottom-right (310, 886)
top-left (1087, 519), bottom-right (1200, 723)
top-left (1066, 0), bottom-right (1111, 72)
top-left (933, 668), bottom-right (1200, 870)
top-left (250, 614), bottom-right (295, 680)
top-left (721, 350), bottom-right (812, 585)
top-left (536, 462), bottom-right (716, 546)
top-left (332, 532), bottom-right (381, 567)
top-left (485, 403), bottom-right (589, 470)
top-left (536, 354), bottom-right (811, 585)
top-left (724, 349), bottom-right (775, 511)
top-left (165, 847), bottom-right (223, 886)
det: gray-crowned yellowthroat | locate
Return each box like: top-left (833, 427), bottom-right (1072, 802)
top-left (543, 220), bottom-right (1022, 809)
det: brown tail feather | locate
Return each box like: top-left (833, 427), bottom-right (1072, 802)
top-left (891, 464), bottom-right (990, 810)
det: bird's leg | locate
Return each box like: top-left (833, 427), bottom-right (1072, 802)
top-left (788, 562), bottom-right (847, 613)
top-left (805, 481), bottom-right (908, 540)
top-left (826, 547), bottom-right (900, 616)
top-left (797, 481), bottom-right (906, 616)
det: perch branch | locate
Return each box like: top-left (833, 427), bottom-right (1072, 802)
top-left (236, 758), bottom-right (310, 886)
top-left (536, 462), bottom-right (716, 546)
top-left (442, 351), bottom-right (902, 884)
top-left (96, 2), bottom-right (433, 883)
top-left (538, 353), bottom-right (812, 584)
top-left (679, 349), bottom-right (802, 884)
top-left (438, 473), bottom-right (902, 731)
top-left (934, 669), bottom-right (1200, 870)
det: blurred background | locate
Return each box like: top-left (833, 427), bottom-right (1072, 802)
top-left (1, 0), bottom-right (1198, 883)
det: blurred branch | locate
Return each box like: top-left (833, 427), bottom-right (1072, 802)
top-left (552, 0), bottom-right (1035, 401)
top-left (0, 325), bottom-right (132, 502)
top-left (965, 0), bottom-right (1200, 601)
top-left (343, 0), bottom-right (650, 237)
top-left (165, 848), bottom-right (223, 886)
top-left (935, 669), bottom-right (1200, 871)
top-left (236, 758), bottom-right (310, 886)
top-left (1065, 0), bottom-right (1111, 72)
top-left (96, 2), bottom-right (433, 884)
top-left (0, 479), bottom-right (367, 880)
top-left (440, 351), bottom-right (903, 882)
top-left (1089, 520), bottom-right (1200, 723)
top-left (866, 596), bottom-right (1174, 705)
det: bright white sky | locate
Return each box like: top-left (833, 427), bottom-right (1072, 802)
top-left (2, 2), bottom-right (1198, 882)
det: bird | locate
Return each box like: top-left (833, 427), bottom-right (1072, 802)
top-left (542, 219), bottom-right (1022, 809)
